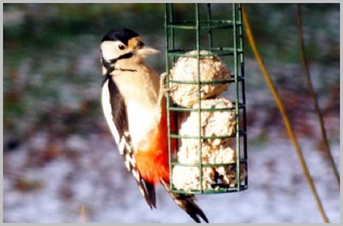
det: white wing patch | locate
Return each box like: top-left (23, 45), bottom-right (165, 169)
top-left (101, 79), bottom-right (121, 145)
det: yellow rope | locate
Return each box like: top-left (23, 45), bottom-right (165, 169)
top-left (296, 3), bottom-right (340, 187)
top-left (242, 4), bottom-right (329, 223)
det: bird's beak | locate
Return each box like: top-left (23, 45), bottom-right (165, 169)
top-left (137, 46), bottom-right (160, 58)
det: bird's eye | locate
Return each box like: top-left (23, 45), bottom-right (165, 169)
top-left (137, 42), bottom-right (144, 48)
top-left (118, 44), bottom-right (125, 50)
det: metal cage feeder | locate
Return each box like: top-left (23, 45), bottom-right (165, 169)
top-left (164, 3), bottom-right (248, 195)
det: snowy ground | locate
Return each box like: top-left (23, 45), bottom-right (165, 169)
top-left (3, 123), bottom-right (340, 223)
top-left (3, 53), bottom-right (340, 223)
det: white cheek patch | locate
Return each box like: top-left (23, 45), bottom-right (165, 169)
top-left (100, 41), bottom-right (125, 61)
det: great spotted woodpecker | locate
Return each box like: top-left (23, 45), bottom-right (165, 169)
top-left (100, 28), bottom-right (208, 223)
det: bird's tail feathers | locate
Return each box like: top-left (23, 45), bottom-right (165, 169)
top-left (160, 179), bottom-right (209, 223)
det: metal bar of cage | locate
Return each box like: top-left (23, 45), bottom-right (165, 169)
top-left (195, 3), bottom-right (204, 192)
top-left (165, 3), bottom-right (248, 195)
top-left (232, 3), bottom-right (241, 190)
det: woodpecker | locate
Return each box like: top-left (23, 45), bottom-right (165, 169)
top-left (100, 28), bottom-right (208, 223)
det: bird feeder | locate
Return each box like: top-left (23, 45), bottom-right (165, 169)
top-left (164, 3), bottom-right (248, 194)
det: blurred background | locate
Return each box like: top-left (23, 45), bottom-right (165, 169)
top-left (3, 3), bottom-right (340, 223)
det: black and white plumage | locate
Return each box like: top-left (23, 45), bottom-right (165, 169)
top-left (100, 28), bottom-right (158, 209)
top-left (100, 28), bottom-right (208, 223)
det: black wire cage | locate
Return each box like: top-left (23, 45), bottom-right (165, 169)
top-left (164, 3), bottom-right (248, 195)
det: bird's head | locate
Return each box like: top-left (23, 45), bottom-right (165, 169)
top-left (100, 28), bottom-right (159, 63)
